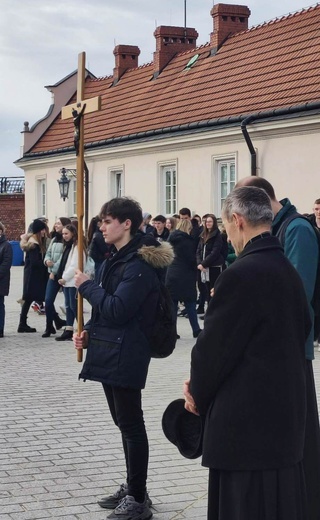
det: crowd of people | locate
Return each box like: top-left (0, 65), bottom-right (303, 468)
top-left (1, 187), bottom-right (320, 520)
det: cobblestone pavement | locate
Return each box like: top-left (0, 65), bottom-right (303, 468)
top-left (1, 267), bottom-right (320, 519)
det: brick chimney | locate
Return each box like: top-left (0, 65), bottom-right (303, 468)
top-left (210, 4), bottom-right (250, 51)
top-left (113, 45), bottom-right (140, 84)
top-left (153, 26), bottom-right (199, 77)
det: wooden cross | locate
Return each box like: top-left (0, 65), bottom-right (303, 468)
top-left (62, 51), bottom-right (101, 362)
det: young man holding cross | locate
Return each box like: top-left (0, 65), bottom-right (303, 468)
top-left (73, 197), bottom-right (173, 520)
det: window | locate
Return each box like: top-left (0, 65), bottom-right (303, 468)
top-left (215, 158), bottom-right (236, 216)
top-left (37, 178), bottom-right (46, 217)
top-left (160, 164), bottom-right (177, 215)
top-left (69, 178), bottom-right (77, 217)
top-left (109, 169), bottom-right (124, 197)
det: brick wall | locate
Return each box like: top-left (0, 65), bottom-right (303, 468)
top-left (0, 194), bottom-right (25, 241)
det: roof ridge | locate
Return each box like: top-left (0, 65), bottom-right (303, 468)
top-left (245, 2), bottom-right (320, 34)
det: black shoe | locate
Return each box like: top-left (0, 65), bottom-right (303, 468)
top-left (196, 307), bottom-right (205, 314)
top-left (17, 324), bottom-right (37, 333)
top-left (98, 483), bottom-right (152, 510)
top-left (0, 330), bottom-right (3, 338)
top-left (42, 325), bottom-right (56, 338)
top-left (176, 334), bottom-right (180, 339)
top-left (193, 329), bottom-right (202, 338)
top-left (177, 308), bottom-right (187, 317)
top-left (54, 316), bottom-right (67, 330)
top-left (200, 315), bottom-right (205, 320)
top-left (18, 324), bottom-right (37, 333)
top-left (55, 329), bottom-right (73, 341)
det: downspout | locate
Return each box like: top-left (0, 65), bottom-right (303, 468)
top-left (241, 115), bottom-right (257, 176)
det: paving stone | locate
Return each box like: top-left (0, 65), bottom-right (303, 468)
top-left (2, 267), bottom-right (320, 519)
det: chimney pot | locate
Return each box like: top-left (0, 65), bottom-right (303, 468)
top-left (113, 44), bottom-right (140, 83)
top-left (153, 26), bottom-right (199, 76)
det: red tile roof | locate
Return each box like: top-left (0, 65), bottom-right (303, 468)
top-left (28, 4), bottom-right (320, 156)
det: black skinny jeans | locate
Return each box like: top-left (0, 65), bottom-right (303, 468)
top-left (102, 384), bottom-right (148, 503)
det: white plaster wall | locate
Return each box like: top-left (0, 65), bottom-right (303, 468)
top-left (22, 120), bottom-right (320, 230)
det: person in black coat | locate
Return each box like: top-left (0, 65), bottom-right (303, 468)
top-left (0, 222), bottom-right (13, 337)
top-left (18, 219), bottom-right (49, 333)
top-left (184, 186), bottom-right (311, 520)
top-left (166, 219), bottom-right (201, 338)
top-left (196, 214), bottom-right (227, 307)
top-left (73, 197), bottom-right (173, 519)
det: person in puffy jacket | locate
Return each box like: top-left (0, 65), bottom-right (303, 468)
top-left (73, 197), bottom-right (173, 519)
top-left (18, 219), bottom-right (49, 333)
top-left (42, 217), bottom-right (70, 337)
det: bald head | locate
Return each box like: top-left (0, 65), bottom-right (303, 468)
top-left (235, 176), bottom-right (276, 202)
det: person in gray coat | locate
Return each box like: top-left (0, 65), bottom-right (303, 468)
top-left (0, 222), bottom-right (13, 337)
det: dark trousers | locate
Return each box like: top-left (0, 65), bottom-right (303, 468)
top-left (102, 384), bottom-right (148, 503)
top-left (20, 299), bottom-right (32, 324)
top-left (173, 300), bottom-right (200, 334)
top-left (197, 271), bottom-right (206, 310)
top-left (44, 277), bottom-right (61, 327)
top-left (0, 295), bottom-right (4, 331)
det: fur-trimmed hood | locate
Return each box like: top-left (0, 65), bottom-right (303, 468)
top-left (20, 234), bottom-right (39, 251)
top-left (138, 241), bottom-right (174, 270)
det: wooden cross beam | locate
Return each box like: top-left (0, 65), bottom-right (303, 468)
top-left (61, 51), bottom-right (101, 362)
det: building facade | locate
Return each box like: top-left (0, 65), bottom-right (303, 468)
top-left (16, 3), bottom-right (320, 226)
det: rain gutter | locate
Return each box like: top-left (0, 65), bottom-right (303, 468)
top-left (19, 101), bottom-right (320, 162)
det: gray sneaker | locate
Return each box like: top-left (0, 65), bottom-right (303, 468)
top-left (98, 483), bottom-right (152, 510)
top-left (98, 483), bottom-right (128, 509)
top-left (107, 495), bottom-right (153, 519)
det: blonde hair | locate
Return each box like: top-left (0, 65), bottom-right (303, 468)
top-left (176, 219), bottom-right (192, 234)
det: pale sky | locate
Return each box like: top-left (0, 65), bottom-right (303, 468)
top-left (0, 0), bottom-right (313, 177)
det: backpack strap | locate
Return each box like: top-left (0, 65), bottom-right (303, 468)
top-left (276, 212), bottom-right (302, 246)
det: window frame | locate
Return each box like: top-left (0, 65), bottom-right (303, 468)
top-left (108, 166), bottom-right (124, 198)
top-left (158, 160), bottom-right (178, 216)
top-left (36, 176), bottom-right (47, 218)
top-left (212, 154), bottom-right (237, 217)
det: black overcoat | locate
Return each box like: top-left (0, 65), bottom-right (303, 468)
top-left (190, 235), bottom-right (311, 471)
top-left (0, 236), bottom-right (12, 296)
top-left (165, 230), bottom-right (197, 302)
top-left (21, 237), bottom-right (49, 302)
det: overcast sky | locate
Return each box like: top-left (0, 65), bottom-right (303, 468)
top-left (0, 0), bottom-right (312, 177)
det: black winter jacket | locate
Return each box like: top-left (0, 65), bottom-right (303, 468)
top-left (0, 235), bottom-right (12, 296)
top-left (79, 235), bottom-right (174, 389)
top-left (165, 230), bottom-right (197, 302)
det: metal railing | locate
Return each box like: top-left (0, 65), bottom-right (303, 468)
top-left (0, 177), bottom-right (25, 194)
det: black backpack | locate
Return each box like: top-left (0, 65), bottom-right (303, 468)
top-left (116, 263), bottom-right (177, 358)
top-left (277, 213), bottom-right (320, 316)
top-left (148, 281), bottom-right (177, 358)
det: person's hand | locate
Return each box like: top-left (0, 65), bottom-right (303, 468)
top-left (197, 264), bottom-right (205, 271)
top-left (74, 269), bottom-right (90, 288)
top-left (46, 260), bottom-right (54, 267)
top-left (210, 288), bottom-right (215, 297)
top-left (49, 273), bottom-right (55, 280)
top-left (183, 379), bottom-right (199, 416)
top-left (73, 330), bottom-right (88, 350)
top-left (58, 278), bottom-right (65, 286)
